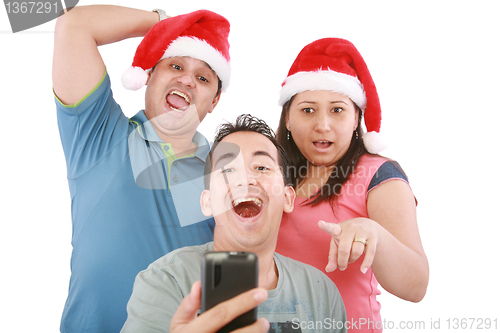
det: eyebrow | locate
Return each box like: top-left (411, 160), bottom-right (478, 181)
top-left (253, 150), bottom-right (277, 164)
top-left (212, 150), bottom-right (277, 170)
top-left (213, 152), bottom-right (236, 170)
top-left (175, 56), bottom-right (216, 74)
top-left (202, 61), bottom-right (215, 71)
top-left (200, 61), bottom-right (217, 77)
top-left (298, 100), bottom-right (348, 105)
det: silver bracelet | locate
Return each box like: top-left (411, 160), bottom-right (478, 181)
top-left (152, 9), bottom-right (169, 21)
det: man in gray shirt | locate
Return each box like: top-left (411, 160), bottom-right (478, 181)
top-left (122, 114), bottom-right (347, 332)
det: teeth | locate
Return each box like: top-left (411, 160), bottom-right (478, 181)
top-left (170, 90), bottom-right (190, 104)
top-left (232, 197), bottom-right (262, 207)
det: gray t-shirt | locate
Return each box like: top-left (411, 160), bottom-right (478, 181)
top-left (121, 242), bottom-right (347, 332)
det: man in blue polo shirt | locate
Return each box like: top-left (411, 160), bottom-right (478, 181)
top-left (52, 5), bottom-right (230, 332)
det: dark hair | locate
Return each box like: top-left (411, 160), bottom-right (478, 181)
top-left (215, 77), bottom-right (222, 98)
top-left (276, 95), bottom-right (367, 209)
top-left (204, 114), bottom-right (291, 189)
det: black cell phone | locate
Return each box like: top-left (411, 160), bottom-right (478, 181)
top-left (201, 251), bottom-right (258, 333)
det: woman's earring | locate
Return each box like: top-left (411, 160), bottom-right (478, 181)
top-left (355, 130), bottom-right (359, 140)
top-left (287, 130), bottom-right (291, 140)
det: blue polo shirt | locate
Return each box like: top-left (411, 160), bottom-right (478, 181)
top-left (56, 72), bottom-right (215, 333)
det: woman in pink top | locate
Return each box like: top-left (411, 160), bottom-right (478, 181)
top-left (275, 38), bottom-right (429, 332)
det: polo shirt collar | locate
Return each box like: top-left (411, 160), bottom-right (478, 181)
top-left (131, 110), bottom-right (163, 143)
top-left (131, 110), bottom-right (210, 162)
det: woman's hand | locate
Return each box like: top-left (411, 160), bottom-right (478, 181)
top-left (318, 218), bottom-right (380, 274)
top-left (319, 181), bottom-right (428, 302)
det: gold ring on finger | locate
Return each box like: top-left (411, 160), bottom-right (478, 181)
top-left (353, 238), bottom-right (367, 246)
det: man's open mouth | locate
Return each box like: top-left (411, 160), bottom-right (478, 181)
top-left (232, 198), bottom-right (263, 218)
top-left (166, 90), bottom-right (190, 112)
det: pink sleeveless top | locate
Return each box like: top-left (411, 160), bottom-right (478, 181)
top-left (276, 154), bottom-right (410, 332)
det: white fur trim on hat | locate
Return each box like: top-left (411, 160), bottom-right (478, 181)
top-left (278, 70), bottom-right (366, 108)
top-left (122, 66), bottom-right (149, 91)
top-left (161, 36), bottom-right (231, 92)
top-left (362, 131), bottom-right (388, 154)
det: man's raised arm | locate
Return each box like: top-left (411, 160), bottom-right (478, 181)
top-left (52, 5), bottom-right (159, 105)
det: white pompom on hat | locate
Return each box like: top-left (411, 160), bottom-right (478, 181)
top-left (122, 10), bottom-right (231, 92)
top-left (279, 38), bottom-right (387, 154)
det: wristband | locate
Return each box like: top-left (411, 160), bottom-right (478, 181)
top-left (152, 9), bottom-right (169, 21)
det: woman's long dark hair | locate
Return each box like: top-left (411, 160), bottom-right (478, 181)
top-left (276, 95), bottom-right (368, 209)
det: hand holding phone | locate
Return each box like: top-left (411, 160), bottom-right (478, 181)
top-left (201, 252), bottom-right (258, 333)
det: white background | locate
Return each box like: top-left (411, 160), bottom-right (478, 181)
top-left (1, 0), bottom-right (499, 331)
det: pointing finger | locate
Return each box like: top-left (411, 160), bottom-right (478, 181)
top-left (318, 220), bottom-right (342, 239)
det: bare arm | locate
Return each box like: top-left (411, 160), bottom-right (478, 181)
top-left (366, 180), bottom-right (429, 302)
top-left (52, 5), bottom-right (158, 105)
top-left (319, 179), bottom-right (429, 302)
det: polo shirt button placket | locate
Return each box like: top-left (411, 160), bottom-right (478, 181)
top-left (173, 176), bottom-right (179, 182)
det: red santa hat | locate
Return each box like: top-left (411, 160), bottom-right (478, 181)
top-left (122, 10), bottom-right (230, 92)
top-left (279, 38), bottom-right (387, 154)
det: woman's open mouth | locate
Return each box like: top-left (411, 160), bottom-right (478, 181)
top-left (313, 141), bottom-right (333, 149)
